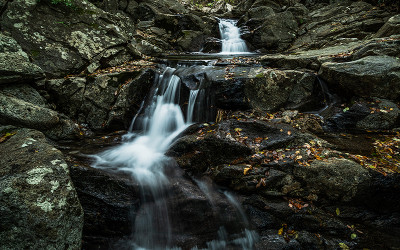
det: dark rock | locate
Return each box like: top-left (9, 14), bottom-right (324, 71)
top-left (201, 37), bottom-right (222, 53)
top-left (293, 158), bottom-right (370, 202)
top-left (46, 68), bottom-right (154, 131)
top-left (248, 6), bottom-right (275, 19)
top-left (350, 35), bottom-right (400, 60)
top-left (0, 83), bottom-right (48, 107)
top-left (250, 11), bottom-right (298, 52)
top-left (176, 30), bottom-right (205, 52)
top-left (167, 133), bottom-right (252, 174)
top-left (319, 56), bottom-right (400, 100)
top-left (287, 3), bottom-right (309, 25)
top-left (69, 164), bottom-right (139, 248)
top-left (0, 127), bottom-right (83, 249)
top-left (356, 99), bottom-right (400, 130)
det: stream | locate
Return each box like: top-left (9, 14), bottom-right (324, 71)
top-left (89, 19), bottom-right (258, 250)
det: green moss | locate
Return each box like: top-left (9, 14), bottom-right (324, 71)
top-left (255, 73), bottom-right (265, 78)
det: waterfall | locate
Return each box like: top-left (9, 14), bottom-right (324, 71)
top-left (92, 67), bottom-right (197, 249)
top-left (218, 19), bottom-right (249, 54)
top-left (91, 65), bottom-right (257, 249)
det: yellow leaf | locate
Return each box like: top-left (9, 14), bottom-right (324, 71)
top-left (336, 208), bottom-right (340, 216)
top-left (339, 243), bottom-right (350, 249)
top-left (351, 233), bottom-right (357, 240)
top-left (243, 166), bottom-right (252, 175)
top-left (278, 227), bottom-right (283, 235)
top-left (234, 128), bottom-right (242, 132)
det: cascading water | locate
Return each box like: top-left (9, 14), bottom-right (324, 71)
top-left (92, 65), bottom-right (257, 249)
top-left (92, 67), bottom-right (192, 249)
top-left (218, 19), bottom-right (249, 54)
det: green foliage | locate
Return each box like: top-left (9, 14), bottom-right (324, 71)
top-left (37, 0), bottom-right (75, 7)
top-left (189, 0), bottom-right (240, 8)
top-left (50, 0), bottom-right (74, 6)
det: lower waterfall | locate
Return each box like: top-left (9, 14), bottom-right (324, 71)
top-left (91, 66), bottom-right (257, 249)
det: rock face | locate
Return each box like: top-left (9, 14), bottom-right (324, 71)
top-left (69, 164), bottom-right (138, 247)
top-left (244, 68), bottom-right (319, 112)
top-left (319, 56), bottom-right (400, 100)
top-left (1, 0), bottom-right (139, 77)
top-left (0, 127), bottom-right (84, 249)
top-left (291, 1), bottom-right (390, 51)
top-left (0, 84), bottom-right (80, 140)
top-left (375, 14), bottom-right (400, 38)
top-left (294, 158), bottom-right (370, 202)
top-left (250, 11), bottom-right (298, 52)
top-left (0, 33), bottom-right (44, 84)
top-left (46, 68), bottom-right (155, 131)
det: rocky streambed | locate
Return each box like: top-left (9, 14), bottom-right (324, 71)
top-left (1, 0), bottom-right (400, 249)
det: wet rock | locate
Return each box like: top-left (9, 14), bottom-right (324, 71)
top-left (69, 164), bottom-right (139, 248)
top-left (293, 158), bottom-right (370, 202)
top-left (319, 56), bottom-right (400, 100)
top-left (201, 37), bottom-right (222, 53)
top-left (0, 127), bottom-right (83, 249)
top-left (0, 33), bottom-right (44, 84)
top-left (374, 14), bottom-right (400, 38)
top-left (244, 68), bottom-right (319, 112)
top-left (167, 132), bottom-right (252, 174)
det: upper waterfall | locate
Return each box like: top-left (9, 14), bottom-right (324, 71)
top-left (218, 19), bottom-right (249, 54)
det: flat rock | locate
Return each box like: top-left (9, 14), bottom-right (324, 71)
top-left (319, 55), bottom-right (400, 100)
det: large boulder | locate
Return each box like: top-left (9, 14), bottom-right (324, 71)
top-left (244, 68), bottom-right (320, 112)
top-left (0, 91), bottom-right (80, 140)
top-left (69, 164), bottom-right (139, 248)
top-left (0, 127), bottom-right (84, 249)
top-left (325, 98), bottom-right (400, 132)
top-left (46, 68), bottom-right (154, 131)
top-left (319, 56), bottom-right (400, 100)
top-left (0, 33), bottom-right (44, 84)
top-left (293, 158), bottom-right (370, 202)
top-left (249, 11), bottom-right (298, 52)
top-left (0, 0), bottom-right (139, 77)
top-left (374, 14), bottom-right (400, 38)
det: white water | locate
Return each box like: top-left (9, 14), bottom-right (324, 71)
top-left (218, 19), bottom-right (249, 54)
top-left (92, 66), bottom-right (257, 249)
top-left (92, 67), bottom-right (195, 249)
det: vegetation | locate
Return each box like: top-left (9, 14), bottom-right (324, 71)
top-left (189, 0), bottom-right (240, 8)
top-left (50, 0), bottom-right (74, 6)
